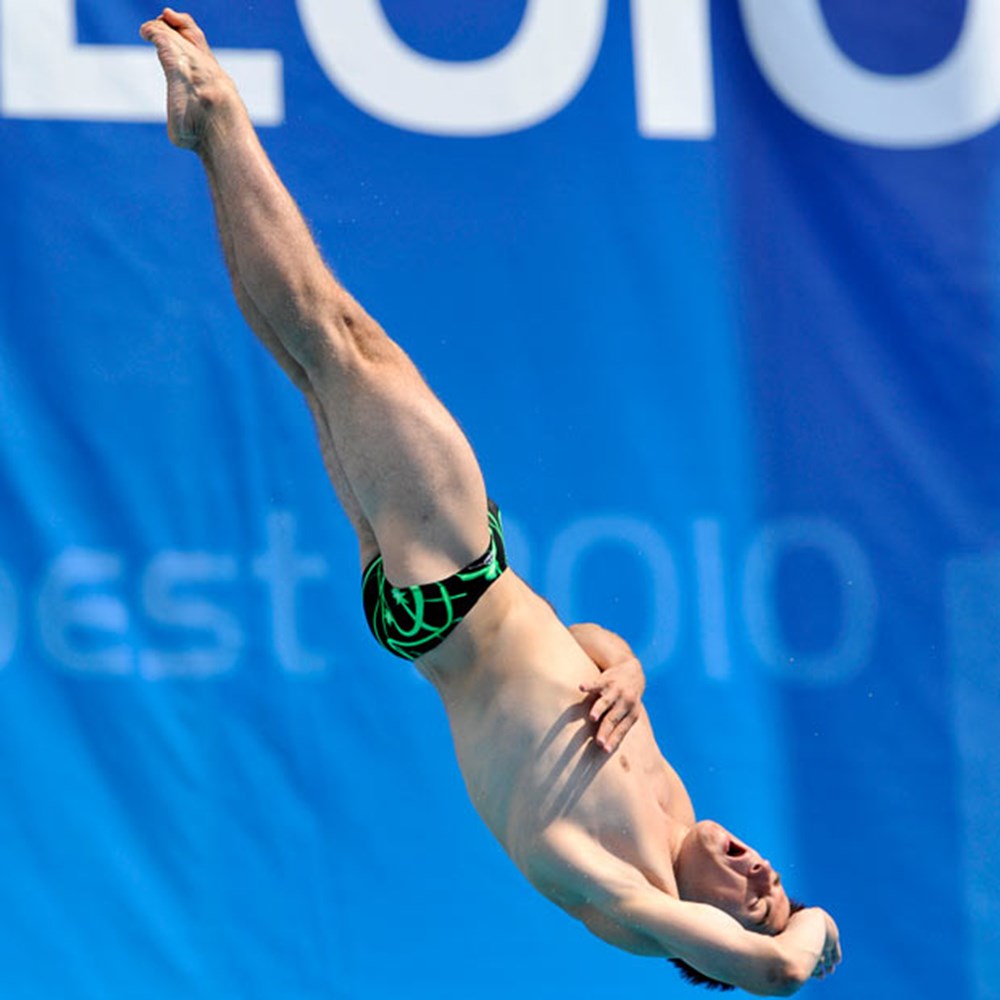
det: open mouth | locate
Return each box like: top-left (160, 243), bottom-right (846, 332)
top-left (725, 839), bottom-right (747, 858)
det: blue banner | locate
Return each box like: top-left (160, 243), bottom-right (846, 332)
top-left (1, 1), bottom-right (998, 997)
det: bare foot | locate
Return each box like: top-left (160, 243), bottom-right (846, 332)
top-left (140, 8), bottom-right (236, 150)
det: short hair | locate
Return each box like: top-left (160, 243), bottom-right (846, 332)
top-left (669, 899), bottom-right (807, 991)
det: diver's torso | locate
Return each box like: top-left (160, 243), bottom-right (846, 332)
top-left (419, 571), bottom-right (695, 910)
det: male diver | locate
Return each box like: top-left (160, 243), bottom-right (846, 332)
top-left (141, 10), bottom-right (841, 993)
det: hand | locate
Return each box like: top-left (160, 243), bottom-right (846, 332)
top-left (811, 911), bottom-right (842, 980)
top-left (580, 656), bottom-right (645, 753)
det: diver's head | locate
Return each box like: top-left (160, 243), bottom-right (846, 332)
top-left (671, 820), bottom-right (807, 991)
top-left (675, 820), bottom-right (792, 935)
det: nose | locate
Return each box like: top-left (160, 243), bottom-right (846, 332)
top-left (746, 855), bottom-right (773, 884)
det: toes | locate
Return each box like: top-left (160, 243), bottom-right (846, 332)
top-left (161, 8), bottom-right (205, 39)
top-left (139, 19), bottom-right (163, 41)
top-left (142, 8), bottom-right (208, 50)
top-left (140, 21), bottom-right (173, 52)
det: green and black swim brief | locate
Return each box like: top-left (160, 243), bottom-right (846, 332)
top-left (361, 501), bottom-right (508, 661)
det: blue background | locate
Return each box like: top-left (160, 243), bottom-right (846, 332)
top-left (1, 1), bottom-right (998, 997)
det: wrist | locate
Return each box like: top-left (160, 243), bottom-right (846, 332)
top-left (775, 909), bottom-right (826, 980)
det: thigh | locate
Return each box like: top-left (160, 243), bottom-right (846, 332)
top-left (308, 336), bottom-right (491, 586)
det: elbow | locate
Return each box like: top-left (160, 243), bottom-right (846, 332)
top-left (737, 953), bottom-right (810, 997)
top-left (769, 980), bottom-right (803, 998)
top-left (762, 959), bottom-right (810, 997)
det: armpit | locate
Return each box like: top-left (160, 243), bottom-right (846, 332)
top-left (523, 820), bottom-right (657, 914)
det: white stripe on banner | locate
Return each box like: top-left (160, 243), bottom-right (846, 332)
top-left (0, 0), bottom-right (283, 123)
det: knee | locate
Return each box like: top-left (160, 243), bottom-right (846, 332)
top-left (299, 303), bottom-right (402, 383)
top-left (333, 305), bottom-right (398, 365)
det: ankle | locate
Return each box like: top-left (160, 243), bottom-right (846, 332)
top-left (195, 86), bottom-right (246, 151)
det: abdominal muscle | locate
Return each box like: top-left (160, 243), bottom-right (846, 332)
top-left (421, 571), bottom-right (692, 921)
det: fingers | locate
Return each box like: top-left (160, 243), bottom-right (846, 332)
top-left (812, 960), bottom-right (837, 979)
top-left (584, 688), bottom-right (614, 722)
top-left (580, 681), bottom-right (639, 753)
top-left (595, 708), bottom-right (636, 753)
top-left (579, 674), bottom-right (627, 702)
top-left (811, 947), bottom-right (841, 979)
top-left (583, 684), bottom-right (621, 729)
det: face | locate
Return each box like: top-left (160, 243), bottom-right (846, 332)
top-left (675, 820), bottom-right (791, 935)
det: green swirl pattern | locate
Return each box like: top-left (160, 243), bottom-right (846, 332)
top-left (362, 503), bottom-right (508, 661)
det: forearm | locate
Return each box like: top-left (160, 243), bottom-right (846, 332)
top-left (708, 910), bottom-right (826, 996)
top-left (614, 895), bottom-right (822, 997)
top-left (663, 908), bottom-right (807, 996)
top-left (569, 623), bottom-right (639, 671)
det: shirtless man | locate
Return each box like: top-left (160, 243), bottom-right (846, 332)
top-left (141, 10), bottom-right (841, 994)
